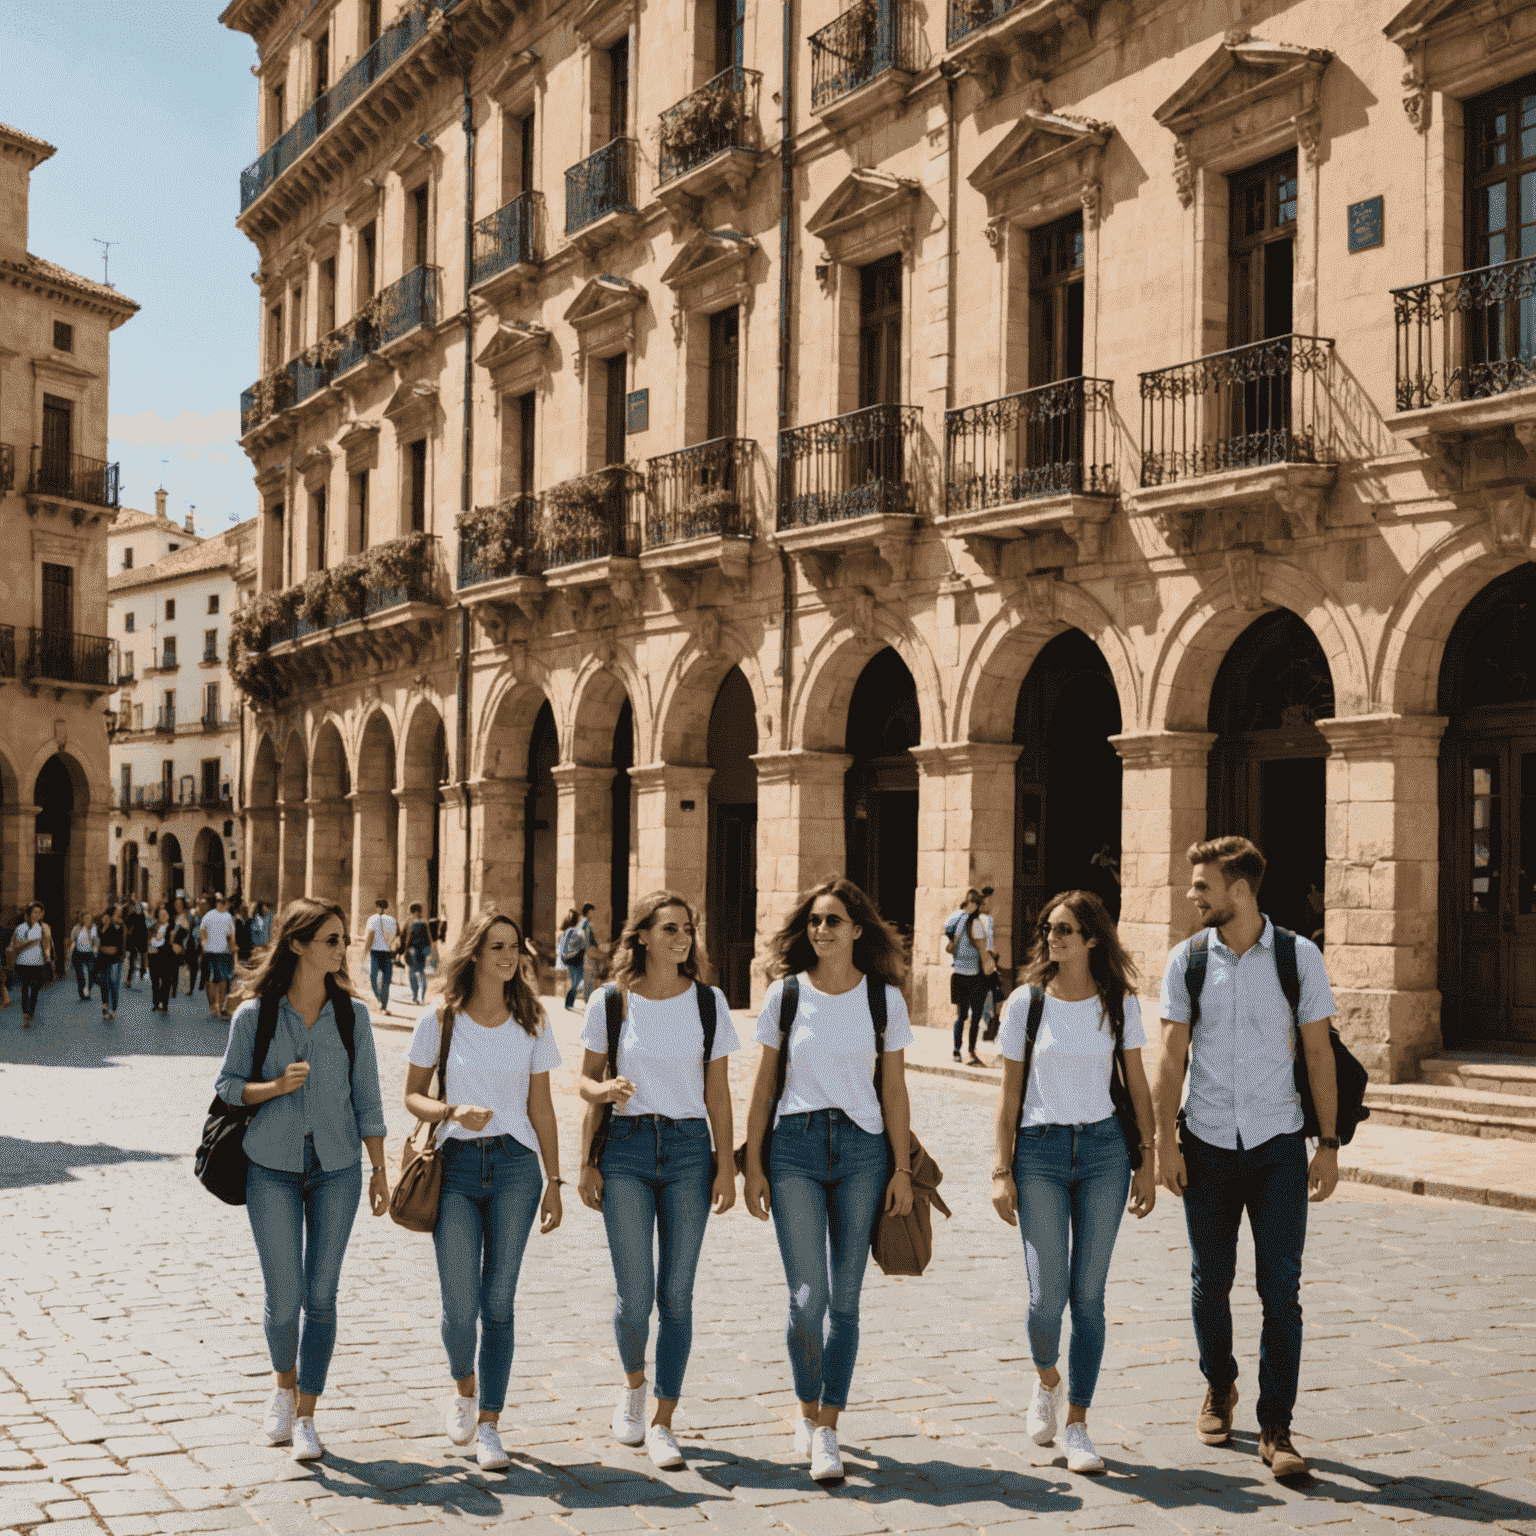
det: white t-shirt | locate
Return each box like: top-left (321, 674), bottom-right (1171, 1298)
top-left (73, 925), bottom-right (97, 954)
top-left (15, 924), bottom-right (46, 967)
top-left (408, 1006), bottom-right (562, 1153)
top-left (997, 987), bottom-right (1147, 1127)
top-left (200, 910), bottom-right (236, 954)
top-left (580, 984), bottom-right (740, 1122)
top-left (753, 973), bottom-right (914, 1137)
top-left (148, 923), bottom-right (169, 953)
top-left (367, 913), bottom-right (398, 951)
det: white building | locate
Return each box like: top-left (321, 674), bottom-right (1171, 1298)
top-left (107, 505), bottom-right (256, 907)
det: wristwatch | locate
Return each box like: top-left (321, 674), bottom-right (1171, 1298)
top-left (1316, 1137), bottom-right (1340, 1151)
top-left (370, 1165), bottom-right (385, 1174)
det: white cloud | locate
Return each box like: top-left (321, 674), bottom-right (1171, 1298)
top-left (109, 408), bottom-right (241, 447)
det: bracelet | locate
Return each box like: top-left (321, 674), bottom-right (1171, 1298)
top-left (547, 1176), bottom-right (564, 1185)
top-left (370, 1166), bottom-right (385, 1175)
top-left (991, 1166), bottom-right (1012, 1180)
top-left (1139, 1142), bottom-right (1153, 1149)
top-left (893, 1167), bottom-right (912, 1176)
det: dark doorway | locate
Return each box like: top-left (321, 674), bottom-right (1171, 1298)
top-left (1207, 610), bottom-right (1334, 940)
top-left (707, 306), bottom-right (740, 442)
top-left (845, 648), bottom-right (919, 931)
top-left (33, 757), bottom-right (74, 938)
top-left (605, 355), bottom-right (628, 467)
top-left (161, 832), bottom-right (185, 902)
top-left (714, 0), bottom-right (744, 72)
top-left (41, 394), bottom-right (73, 494)
top-left (428, 719), bottom-right (448, 919)
top-left (608, 38), bottom-right (630, 143)
top-left (1438, 564), bottom-right (1536, 1045)
top-left (612, 699), bottom-right (634, 937)
top-left (859, 254), bottom-right (902, 409)
top-left (523, 701), bottom-right (558, 948)
top-left (1013, 631), bottom-right (1123, 950)
top-left (707, 667), bottom-right (758, 1006)
top-left (195, 828), bottom-right (227, 898)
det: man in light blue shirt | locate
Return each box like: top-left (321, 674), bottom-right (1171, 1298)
top-left (944, 888), bottom-right (991, 1063)
top-left (1154, 836), bottom-right (1340, 1482)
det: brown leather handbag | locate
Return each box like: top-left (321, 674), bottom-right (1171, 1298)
top-left (388, 1004), bottom-right (457, 1233)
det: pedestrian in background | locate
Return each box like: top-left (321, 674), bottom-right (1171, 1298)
top-left (577, 891), bottom-right (738, 1471)
top-left (0, 909), bottom-right (14, 1011)
top-left (742, 876), bottom-right (915, 1486)
top-left (990, 889), bottom-right (1156, 1475)
top-left (557, 908), bottom-right (588, 1009)
top-left (401, 904), bottom-right (434, 1005)
top-left (124, 900), bottom-right (149, 988)
top-left (94, 905), bottom-right (125, 1022)
top-left (197, 896), bottom-right (216, 998)
top-left (69, 911), bottom-right (97, 1000)
top-left (201, 893), bottom-right (238, 1020)
top-left (944, 888), bottom-right (990, 1066)
top-left (148, 903), bottom-right (177, 1013)
top-left (182, 897), bottom-right (204, 997)
top-left (1155, 836), bottom-right (1340, 1481)
top-left (978, 886), bottom-right (1003, 1041)
top-left (9, 904), bottom-right (54, 1029)
top-left (251, 900), bottom-right (274, 950)
top-left (215, 898), bottom-right (389, 1464)
top-left (404, 911), bottom-right (563, 1473)
top-left (365, 898), bottom-right (397, 1011)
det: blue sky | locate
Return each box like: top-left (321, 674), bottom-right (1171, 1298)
top-left (4, 2), bottom-right (260, 534)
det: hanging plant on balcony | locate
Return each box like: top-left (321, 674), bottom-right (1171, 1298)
top-left (459, 500), bottom-right (532, 578)
top-left (297, 570), bottom-right (334, 628)
top-left (229, 591), bottom-right (293, 699)
top-left (659, 77), bottom-right (742, 166)
top-left (841, 0), bottom-right (883, 66)
top-left (244, 366), bottom-right (295, 431)
top-left (301, 333), bottom-right (345, 371)
top-left (327, 560), bottom-right (369, 622)
top-left (359, 530), bottom-right (437, 601)
top-left (538, 467), bottom-right (628, 554)
top-left (952, 0), bottom-right (995, 32)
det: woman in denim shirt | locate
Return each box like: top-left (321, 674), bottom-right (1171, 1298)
top-left (216, 899), bottom-right (389, 1464)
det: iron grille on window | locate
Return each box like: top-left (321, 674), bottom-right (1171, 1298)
top-left (646, 438), bottom-right (754, 545)
top-left (24, 629), bottom-right (112, 686)
top-left (809, 0), bottom-right (916, 112)
top-left (658, 67), bottom-right (762, 183)
top-left (471, 193), bottom-right (545, 286)
top-left (377, 265), bottom-right (438, 347)
top-left (778, 404), bottom-right (921, 528)
top-left (945, 0), bottom-right (1023, 45)
top-left (565, 138), bottom-right (638, 235)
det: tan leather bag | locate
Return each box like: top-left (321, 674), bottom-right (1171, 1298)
top-left (870, 1130), bottom-right (951, 1277)
top-left (388, 1004), bottom-right (457, 1233)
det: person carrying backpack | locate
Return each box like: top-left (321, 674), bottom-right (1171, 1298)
top-left (1154, 837), bottom-right (1341, 1482)
top-left (943, 888), bottom-right (991, 1065)
top-left (558, 905), bottom-right (594, 1009)
top-left (401, 903), bottom-right (435, 1005)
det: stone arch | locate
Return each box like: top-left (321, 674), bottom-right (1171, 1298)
top-left (955, 586), bottom-right (1142, 744)
top-left (251, 733), bottom-right (278, 808)
top-left (653, 628), bottom-right (773, 766)
top-left (1147, 558), bottom-right (1371, 733)
top-left (307, 719), bottom-right (350, 908)
top-left (247, 733), bottom-right (280, 906)
top-left (20, 738), bottom-right (106, 810)
top-left (193, 826), bottom-right (227, 898)
top-left (354, 711), bottom-right (399, 927)
top-left (567, 658), bottom-right (644, 766)
top-left (399, 697), bottom-right (448, 920)
top-left (473, 667), bottom-right (558, 781)
top-left (276, 729), bottom-right (308, 908)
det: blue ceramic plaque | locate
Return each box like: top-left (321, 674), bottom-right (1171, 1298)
top-left (626, 388), bottom-right (649, 434)
top-left (1348, 196), bottom-right (1383, 253)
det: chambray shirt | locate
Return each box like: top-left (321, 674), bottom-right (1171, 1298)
top-left (216, 993), bottom-right (388, 1172)
top-left (1159, 918), bottom-right (1335, 1151)
top-left (945, 910), bottom-right (993, 976)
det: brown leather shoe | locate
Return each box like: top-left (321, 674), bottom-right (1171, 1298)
top-left (1259, 1426), bottom-right (1308, 1478)
top-left (1196, 1382), bottom-right (1238, 1444)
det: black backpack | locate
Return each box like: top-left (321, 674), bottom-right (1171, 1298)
top-left (195, 975), bottom-right (357, 1205)
top-left (1185, 924), bottom-right (1369, 1145)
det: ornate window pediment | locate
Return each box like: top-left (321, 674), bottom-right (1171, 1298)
top-left (1386, 0), bottom-right (1536, 130)
top-left (574, 0), bottom-right (634, 46)
top-left (661, 228), bottom-right (758, 311)
top-left (563, 273), bottom-right (646, 378)
top-left (1155, 31), bottom-right (1332, 202)
top-left (970, 104), bottom-right (1112, 227)
top-left (382, 380), bottom-right (439, 434)
top-left (806, 168), bottom-right (920, 265)
top-left (338, 419), bottom-right (380, 474)
top-left (296, 445), bottom-right (332, 490)
top-left (475, 321), bottom-right (552, 394)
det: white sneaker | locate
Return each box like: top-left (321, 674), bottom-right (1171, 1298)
top-left (262, 1386), bottom-right (295, 1445)
top-left (1027, 1378), bottom-right (1063, 1446)
top-left (475, 1423), bottom-right (510, 1471)
top-left (611, 1382), bottom-right (647, 1447)
top-left (290, 1417), bottom-right (323, 1461)
top-left (793, 1415), bottom-right (817, 1458)
top-left (1062, 1421), bottom-right (1104, 1474)
top-left (809, 1425), bottom-right (843, 1483)
top-left (446, 1394), bottom-right (477, 1447)
top-left (646, 1423), bottom-right (684, 1470)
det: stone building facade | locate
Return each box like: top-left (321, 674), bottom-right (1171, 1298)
top-left (0, 120), bottom-right (137, 936)
top-left (226, 0), bottom-right (1535, 1071)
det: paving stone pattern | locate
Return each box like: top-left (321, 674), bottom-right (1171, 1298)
top-left (1, 979), bottom-right (1533, 1536)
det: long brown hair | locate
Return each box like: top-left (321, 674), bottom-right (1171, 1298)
top-left (439, 910), bottom-right (543, 1037)
top-left (609, 891), bottom-right (710, 990)
top-left (769, 876), bottom-right (907, 988)
top-left (1021, 889), bottom-right (1139, 1041)
top-left (241, 898), bottom-right (357, 1002)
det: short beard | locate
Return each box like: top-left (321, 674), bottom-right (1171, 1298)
top-left (1201, 902), bottom-right (1236, 930)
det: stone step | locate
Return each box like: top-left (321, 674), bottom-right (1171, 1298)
top-left (1417, 1054), bottom-right (1536, 1098)
top-left (1363, 1080), bottom-right (1536, 1141)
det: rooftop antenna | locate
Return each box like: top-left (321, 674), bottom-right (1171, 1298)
top-left (92, 238), bottom-right (118, 287)
top-left (160, 459), bottom-right (169, 485)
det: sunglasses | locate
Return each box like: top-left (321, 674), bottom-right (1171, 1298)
top-left (807, 913), bottom-right (848, 929)
top-left (313, 933), bottom-right (346, 948)
top-left (1039, 921), bottom-right (1081, 939)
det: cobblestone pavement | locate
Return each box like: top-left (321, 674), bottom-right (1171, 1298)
top-left (1, 974), bottom-right (1533, 1536)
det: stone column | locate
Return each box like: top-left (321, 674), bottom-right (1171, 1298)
top-left (1109, 731), bottom-right (1215, 1010)
top-left (349, 789), bottom-right (397, 938)
top-left (0, 801), bottom-right (34, 919)
top-left (245, 805), bottom-right (279, 906)
top-left (75, 804), bottom-right (112, 921)
top-left (553, 764), bottom-right (615, 944)
top-left (749, 750), bottom-right (852, 1004)
top-left (1315, 713), bottom-right (1447, 1083)
top-left (909, 742), bottom-right (1022, 1030)
top-left (630, 762), bottom-right (715, 912)
top-left (394, 786), bottom-right (438, 915)
top-left (437, 783), bottom-right (468, 931)
top-left (305, 797), bottom-right (349, 909)
top-left (464, 778), bottom-right (527, 921)
top-left (276, 799), bottom-right (306, 907)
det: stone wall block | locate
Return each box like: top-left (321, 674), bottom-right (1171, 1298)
top-left (1333, 987), bottom-right (1442, 1082)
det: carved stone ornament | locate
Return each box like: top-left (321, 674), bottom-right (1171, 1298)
top-left (1024, 573), bottom-right (1057, 625)
top-left (1487, 489), bottom-right (1535, 555)
top-left (1173, 139), bottom-right (1195, 209)
top-left (1225, 548), bottom-right (1263, 611)
top-left (805, 169), bottom-right (920, 271)
top-left (1402, 66), bottom-right (1429, 132)
top-left (660, 227), bottom-right (758, 314)
top-left (695, 607), bottom-right (723, 657)
top-left (474, 321), bottom-right (552, 394)
top-left (969, 107), bottom-right (1113, 230)
top-left (1080, 180), bottom-right (1102, 230)
top-left (564, 273), bottom-right (646, 383)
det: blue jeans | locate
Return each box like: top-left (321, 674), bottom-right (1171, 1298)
top-left (246, 1135), bottom-right (363, 1396)
top-left (952, 972), bottom-right (987, 1053)
top-left (369, 952), bottom-right (393, 1009)
top-left (17, 965), bottom-right (49, 1017)
top-left (73, 954), bottom-right (93, 997)
top-left (564, 959), bottom-right (585, 1008)
top-left (600, 1115), bottom-right (713, 1402)
top-left (1181, 1127), bottom-right (1309, 1430)
top-left (769, 1109), bottom-right (888, 1411)
top-left (1013, 1116), bottom-right (1132, 1407)
top-left (435, 1135), bottom-right (542, 1414)
top-left (407, 954), bottom-right (428, 1003)
top-left (94, 959), bottom-right (122, 1012)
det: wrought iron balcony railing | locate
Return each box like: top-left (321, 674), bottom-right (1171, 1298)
top-left (156, 709), bottom-right (176, 733)
top-left (0, 441), bottom-right (13, 494)
top-left (1392, 254), bottom-right (1536, 411)
top-left (159, 652), bottom-right (179, 671)
top-left (946, 0), bottom-right (1025, 45)
top-left (658, 67), bottom-right (762, 184)
top-left (25, 628), bottom-right (113, 686)
top-left (28, 448), bottom-right (120, 508)
top-left (238, 1), bottom-right (462, 211)
top-left (1138, 334), bottom-right (1335, 488)
top-left (779, 404), bottom-right (921, 529)
top-left (458, 496), bottom-right (542, 587)
top-left (131, 785), bottom-right (170, 811)
top-left (377, 265), bottom-right (438, 347)
top-left (566, 138), bottom-right (638, 235)
top-left (946, 377), bottom-right (1115, 513)
top-left (538, 468), bottom-right (644, 568)
top-left (0, 623), bottom-right (13, 679)
top-left (471, 193), bottom-right (544, 286)
top-left (810, 0), bottom-right (917, 112)
top-left (360, 536), bottom-right (440, 617)
top-left (203, 642), bottom-right (219, 663)
top-left (263, 534), bottom-right (440, 647)
top-left (647, 437), bottom-right (754, 546)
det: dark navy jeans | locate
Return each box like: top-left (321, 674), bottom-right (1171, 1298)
top-left (1181, 1127), bottom-right (1309, 1430)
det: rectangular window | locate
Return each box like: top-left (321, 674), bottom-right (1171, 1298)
top-left (202, 759), bottom-right (221, 804)
top-left (858, 255), bottom-right (903, 408)
top-left (319, 256), bottom-right (337, 335)
top-left (53, 320), bottom-right (74, 352)
top-left (41, 394), bottom-right (72, 487)
top-left (714, 0), bottom-right (745, 72)
top-left (204, 628), bottom-right (218, 661)
top-left (1028, 212), bottom-right (1085, 386)
top-left (313, 487), bottom-right (328, 571)
top-left (207, 593), bottom-right (220, 614)
top-left (162, 636), bottom-right (178, 667)
top-left (42, 562), bottom-right (72, 634)
top-left (352, 470), bottom-right (370, 553)
top-left (121, 765), bottom-right (132, 803)
top-left (519, 391), bottom-right (536, 493)
top-left (162, 690), bottom-right (176, 729)
top-left (411, 185), bottom-right (430, 269)
top-left (608, 39), bottom-right (630, 143)
top-left (314, 32), bottom-right (329, 97)
top-left (290, 286), bottom-right (304, 358)
top-left (270, 82), bottom-right (285, 146)
top-left (605, 355), bottom-right (628, 465)
top-left (134, 704), bottom-right (143, 732)
top-left (124, 611), bottom-right (135, 632)
top-left (360, 221), bottom-right (377, 300)
top-left (205, 684), bottom-right (221, 722)
top-left (519, 111), bottom-right (536, 195)
top-left (707, 306), bottom-right (740, 440)
top-left (1465, 74), bottom-right (1536, 378)
top-left (122, 649), bottom-right (134, 678)
top-left (122, 548), bottom-right (134, 570)
top-left (1227, 151), bottom-right (1297, 348)
top-left (409, 439), bottom-right (427, 532)
top-left (367, 0), bottom-right (381, 44)
top-left (165, 598), bottom-right (176, 621)
top-left (268, 303), bottom-right (284, 370)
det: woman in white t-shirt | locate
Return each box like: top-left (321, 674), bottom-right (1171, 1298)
top-left (404, 912), bottom-right (564, 1474)
top-left (990, 889), bottom-right (1156, 1476)
top-left (69, 911), bottom-right (98, 1000)
top-left (577, 891), bottom-right (739, 1471)
top-left (742, 877), bottom-right (915, 1487)
top-left (10, 903), bottom-right (54, 1028)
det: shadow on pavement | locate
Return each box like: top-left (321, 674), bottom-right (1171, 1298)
top-left (1301, 1459), bottom-right (1536, 1523)
top-left (0, 983), bottom-right (230, 1069)
top-left (0, 1135), bottom-right (180, 1189)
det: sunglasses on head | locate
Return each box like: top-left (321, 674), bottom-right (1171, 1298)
top-left (1039, 921), bottom-right (1080, 939)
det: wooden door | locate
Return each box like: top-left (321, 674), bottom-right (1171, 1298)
top-left (42, 394), bottom-right (72, 491)
top-left (707, 306), bottom-right (739, 442)
top-left (710, 802), bottom-right (757, 1006)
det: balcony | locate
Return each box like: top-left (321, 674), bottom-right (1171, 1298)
top-left (23, 628), bottom-right (113, 695)
top-left (565, 138), bottom-right (639, 254)
top-left (27, 448), bottom-right (120, 511)
top-left (200, 711), bottom-right (227, 733)
top-left (536, 468), bottom-right (645, 616)
top-left (374, 265), bottom-right (438, 360)
top-left (1, 442), bottom-right (13, 494)
top-left (643, 437), bottom-right (755, 594)
top-left (657, 68), bottom-right (763, 218)
top-left (777, 404), bottom-right (921, 584)
top-left (455, 495), bottom-right (547, 638)
top-left (941, 378), bottom-right (1116, 567)
top-left (1126, 335), bottom-right (1336, 552)
top-left (809, 0), bottom-right (917, 130)
top-left (943, 0), bottom-right (1076, 93)
top-left (156, 709), bottom-right (177, 734)
top-left (202, 645), bottom-right (219, 664)
top-left (470, 193), bottom-right (544, 301)
top-left (159, 653), bottom-right (179, 672)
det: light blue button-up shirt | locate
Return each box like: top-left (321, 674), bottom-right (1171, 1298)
top-left (1159, 918), bottom-right (1336, 1151)
top-left (216, 992), bottom-right (388, 1172)
top-left (945, 910), bottom-right (993, 976)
